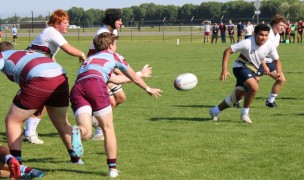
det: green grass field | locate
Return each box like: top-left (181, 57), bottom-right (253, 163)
top-left (0, 35), bottom-right (304, 179)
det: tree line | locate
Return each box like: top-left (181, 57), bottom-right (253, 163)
top-left (2, 0), bottom-right (304, 28)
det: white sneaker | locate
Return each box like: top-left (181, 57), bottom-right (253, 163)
top-left (92, 127), bottom-right (104, 141)
top-left (23, 132), bottom-right (44, 144)
top-left (92, 133), bottom-right (104, 141)
top-left (109, 169), bottom-right (120, 178)
top-left (240, 114), bottom-right (252, 123)
top-left (209, 108), bottom-right (219, 121)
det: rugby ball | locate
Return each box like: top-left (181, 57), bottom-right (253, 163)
top-left (174, 73), bottom-right (198, 91)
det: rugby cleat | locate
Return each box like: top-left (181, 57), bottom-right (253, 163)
top-left (20, 165), bottom-right (44, 179)
top-left (8, 158), bottom-right (21, 180)
top-left (265, 100), bottom-right (278, 107)
top-left (240, 114), bottom-right (252, 123)
top-left (109, 169), bottom-right (120, 178)
top-left (72, 125), bottom-right (84, 157)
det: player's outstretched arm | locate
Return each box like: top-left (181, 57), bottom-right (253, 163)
top-left (60, 43), bottom-right (86, 63)
top-left (123, 67), bottom-right (163, 98)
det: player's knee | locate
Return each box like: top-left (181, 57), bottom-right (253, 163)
top-left (114, 93), bottom-right (126, 106)
top-left (79, 126), bottom-right (91, 140)
top-left (278, 76), bottom-right (286, 84)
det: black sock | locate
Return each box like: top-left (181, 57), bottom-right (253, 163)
top-left (10, 150), bottom-right (22, 164)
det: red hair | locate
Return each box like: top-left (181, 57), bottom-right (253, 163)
top-left (47, 9), bottom-right (69, 26)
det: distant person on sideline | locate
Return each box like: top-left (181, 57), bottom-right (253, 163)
top-left (219, 22), bottom-right (226, 43)
top-left (211, 23), bottom-right (219, 43)
top-left (11, 25), bottom-right (17, 45)
top-left (243, 20), bottom-right (254, 39)
top-left (203, 20), bottom-right (211, 43)
top-left (237, 21), bottom-right (244, 42)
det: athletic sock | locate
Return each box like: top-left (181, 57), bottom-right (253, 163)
top-left (10, 150), bottom-right (22, 164)
top-left (241, 108), bottom-right (249, 115)
top-left (107, 159), bottom-right (117, 169)
top-left (20, 165), bottom-right (32, 173)
top-left (24, 117), bottom-right (41, 136)
top-left (213, 106), bottom-right (220, 115)
top-left (267, 93), bottom-right (278, 103)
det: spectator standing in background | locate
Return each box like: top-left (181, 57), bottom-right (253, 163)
top-left (243, 20), bottom-right (254, 39)
top-left (237, 21), bottom-right (244, 42)
top-left (290, 22), bottom-right (297, 43)
top-left (297, 19), bottom-right (303, 43)
top-left (203, 20), bottom-right (211, 43)
top-left (285, 20), bottom-right (291, 43)
top-left (211, 23), bottom-right (219, 43)
top-left (219, 22), bottom-right (226, 43)
top-left (0, 26), bottom-right (2, 41)
top-left (227, 20), bottom-right (235, 43)
top-left (11, 25), bottom-right (17, 45)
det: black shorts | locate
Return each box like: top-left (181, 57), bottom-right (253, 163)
top-left (233, 66), bottom-right (256, 89)
top-left (256, 61), bottom-right (276, 77)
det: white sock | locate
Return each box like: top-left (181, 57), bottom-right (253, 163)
top-left (267, 93), bottom-right (278, 103)
top-left (24, 117), bottom-right (41, 136)
top-left (241, 108), bottom-right (249, 115)
top-left (213, 106), bottom-right (221, 115)
top-left (4, 155), bottom-right (14, 164)
top-left (95, 127), bottom-right (104, 136)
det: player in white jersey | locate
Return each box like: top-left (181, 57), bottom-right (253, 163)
top-left (209, 24), bottom-right (283, 123)
top-left (70, 32), bottom-right (162, 178)
top-left (0, 42), bottom-right (84, 167)
top-left (23, 9), bottom-right (87, 145)
top-left (256, 15), bottom-right (286, 107)
top-left (89, 9), bottom-right (152, 141)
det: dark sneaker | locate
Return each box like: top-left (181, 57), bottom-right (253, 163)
top-left (265, 100), bottom-right (278, 107)
top-left (8, 158), bottom-right (20, 180)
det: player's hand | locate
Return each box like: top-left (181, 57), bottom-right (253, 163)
top-left (263, 67), bottom-right (270, 75)
top-left (141, 64), bottom-right (152, 78)
top-left (276, 73), bottom-right (281, 81)
top-left (79, 52), bottom-right (86, 63)
top-left (219, 71), bottom-right (232, 82)
top-left (146, 87), bottom-right (163, 98)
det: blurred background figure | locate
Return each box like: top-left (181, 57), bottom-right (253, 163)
top-left (211, 23), bottom-right (219, 43)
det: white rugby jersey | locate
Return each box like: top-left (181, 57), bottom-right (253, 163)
top-left (264, 29), bottom-right (280, 63)
top-left (231, 36), bottom-right (279, 69)
top-left (88, 25), bottom-right (118, 50)
top-left (29, 26), bottom-right (68, 59)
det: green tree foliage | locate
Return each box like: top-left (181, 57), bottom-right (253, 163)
top-left (5, 0), bottom-right (304, 27)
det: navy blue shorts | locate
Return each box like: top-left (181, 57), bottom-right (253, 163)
top-left (256, 61), bottom-right (276, 77)
top-left (233, 67), bottom-right (256, 89)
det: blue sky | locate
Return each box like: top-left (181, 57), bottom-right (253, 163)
top-left (0, 0), bottom-right (231, 18)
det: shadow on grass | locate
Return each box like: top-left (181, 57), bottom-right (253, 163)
top-left (255, 96), bottom-right (304, 100)
top-left (24, 158), bottom-right (107, 176)
top-left (39, 168), bottom-right (107, 176)
top-left (285, 71), bottom-right (304, 74)
top-left (173, 104), bottom-right (214, 108)
top-left (149, 117), bottom-right (211, 122)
